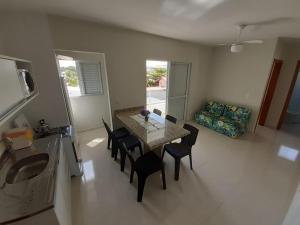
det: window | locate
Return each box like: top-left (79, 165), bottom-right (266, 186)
top-left (58, 60), bottom-right (103, 97)
top-left (77, 62), bottom-right (104, 95)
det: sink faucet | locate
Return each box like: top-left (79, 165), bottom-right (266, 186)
top-left (3, 137), bottom-right (15, 155)
top-left (0, 138), bottom-right (16, 189)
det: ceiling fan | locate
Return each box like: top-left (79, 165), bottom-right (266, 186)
top-left (218, 24), bottom-right (263, 53)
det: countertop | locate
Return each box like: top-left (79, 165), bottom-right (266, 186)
top-left (0, 135), bottom-right (61, 224)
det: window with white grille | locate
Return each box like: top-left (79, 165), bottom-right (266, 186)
top-left (77, 62), bottom-right (103, 95)
top-left (58, 60), bottom-right (104, 97)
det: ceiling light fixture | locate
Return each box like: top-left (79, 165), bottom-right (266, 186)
top-left (230, 44), bottom-right (244, 53)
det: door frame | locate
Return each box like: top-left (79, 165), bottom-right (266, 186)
top-left (277, 60), bottom-right (300, 129)
top-left (166, 61), bottom-right (191, 121)
top-left (257, 59), bottom-right (283, 126)
top-left (54, 49), bottom-right (113, 130)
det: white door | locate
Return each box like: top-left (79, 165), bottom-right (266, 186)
top-left (167, 62), bottom-right (191, 121)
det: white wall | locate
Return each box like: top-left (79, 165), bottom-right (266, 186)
top-left (55, 50), bottom-right (111, 132)
top-left (266, 40), bottom-right (300, 128)
top-left (48, 16), bottom-right (212, 122)
top-left (207, 39), bottom-right (278, 131)
top-left (0, 12), bottom-right (69, 128)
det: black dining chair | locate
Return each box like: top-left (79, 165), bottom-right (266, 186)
top-left (115, 134), bottom-right (143, 171)
top-left (118, 142), bottom-right (166, 202)
top-left (162, 123), bottom-right (199, 181)
top-left (102, 118), bottom-right (130, 157)
top-left (153, 108), bottom-right (162, 116)
top-left (165, 114), bottom-right (177, 124)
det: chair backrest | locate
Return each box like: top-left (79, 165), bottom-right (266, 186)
top-left (165, 114), bottom-right (177, 124)
top-left (102, 118), bottom-right (112, 136)
top-left (181, 124), bottom-right (199, 147)
top-left (118, 141), bottom-right (135, 165)
top-left (153, 108), bottom-right (162, 116)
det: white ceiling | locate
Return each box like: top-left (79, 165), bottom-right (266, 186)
top-left (1, 0), bottom-right (300, 44)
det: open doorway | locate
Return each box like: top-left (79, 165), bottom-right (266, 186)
top-left (278, 61), bottom-right (300, 134)
top-left (55, 50), bottom-right (112, 133)
top-left (257, 59), bottom-right (283, 127)
top-left (145, 60), bottom-right (191, 121)
top-left (146, 60), bottom-right (168, 116)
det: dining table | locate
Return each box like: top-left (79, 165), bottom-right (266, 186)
top-left (115, 107), bottom-right (190, 152)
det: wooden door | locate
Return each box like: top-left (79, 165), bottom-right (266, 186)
top-left (258, 59), bottom-right (283, 126)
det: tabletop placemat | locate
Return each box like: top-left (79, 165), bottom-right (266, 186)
top-left (130, 114), bottom-right (165, 132)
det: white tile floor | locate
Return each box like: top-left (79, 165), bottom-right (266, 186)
top-left (71, 122), bottom-right (300, 225)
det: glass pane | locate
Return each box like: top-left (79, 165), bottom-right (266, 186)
top-left (58, 60), bottom-right (81, 97)
top-left (146, 60), bottom-right (168, 115)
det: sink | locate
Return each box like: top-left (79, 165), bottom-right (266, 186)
top-left (6, 153), bottom-right (49, 184)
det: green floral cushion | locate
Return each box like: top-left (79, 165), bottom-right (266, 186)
top-left (195, 111), bottom-right (214, 128)
top-left (195, 101), bottom-right (251, 138)
top-left (213, 116), bottom-right (245, 138)
top-left (204, 101), bottom-right (225, 117)
top-left (223, 104), bottom-right (251, 122)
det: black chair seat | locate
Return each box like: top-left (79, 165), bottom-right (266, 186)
top-left (164, 143), bottom-right (190, 158)
top-left (113, 127), bottom-right (130, 139)
top-left (119, 135), bottom-right (140, 150)
top-left (134, 151), bottom-right (162, 176)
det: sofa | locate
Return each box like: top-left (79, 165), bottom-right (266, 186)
top-left (195, 101), bottom-right (251, 138)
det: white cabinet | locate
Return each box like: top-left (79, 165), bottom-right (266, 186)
top-left (281, 182), bottom-right (300, 225)
top-left (0, 58), bottom-right (24, 117)
top-left (54, 139), bottom-right (72, 225)
top-left (11, 140), bottom-right (72, 225)
top-left (0, 55), bottom-right (38, 126)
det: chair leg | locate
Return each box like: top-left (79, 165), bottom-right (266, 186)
top-left (120, 148), bottom-right (126, 172)
top-left (130, 167), bottom-right (134, 183)
top-left (107, 136), bottom-right (111, 149)
top-left (111, 139), bottom-right (116, 158)
top-left (174, 158), bottom-right (181, 181)
top-left (137, 175), bottom-right (146, 202)
top-left (161, 166), bottom-right (166, 190)
top-left (114, 148), bottom-right (118, 161)
top-left (138, 143), bottom-right (143, 156)
top-left (113, 141), bottom-right (119, 161)
top-left (189, 153), bottom-right (193, 170)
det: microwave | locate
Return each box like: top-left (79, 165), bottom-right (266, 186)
top-left (18, 69), bottom-right (35, 98)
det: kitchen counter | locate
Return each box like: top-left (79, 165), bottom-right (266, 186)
top-left (0, 135), bottom-right (61, 224)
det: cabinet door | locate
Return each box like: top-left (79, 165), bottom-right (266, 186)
top-left (282, 182), bottom-right (300, 225)
top-left (54, 140), bottom-right (71, 225)
top-left (0, 58), bottom-right (24, 116)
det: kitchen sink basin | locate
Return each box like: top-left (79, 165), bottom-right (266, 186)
top-left (6, 153), bottom-right (49, 184)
